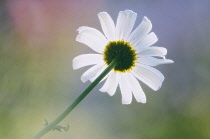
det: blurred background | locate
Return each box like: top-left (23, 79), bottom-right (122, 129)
top-left (0, 0), bottom-right (210, 139)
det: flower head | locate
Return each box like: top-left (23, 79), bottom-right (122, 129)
top-left (73, 10), bottom-right (173, 104)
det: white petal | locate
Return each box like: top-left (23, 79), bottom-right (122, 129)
top-left (115, 11), bottom-right (127, 40)
top-left (76, 26), bottom-right (108, 53)
top-left (89, 65), bottom-right (108, 82)
top-left (73, 54), bottom-right (103, 69)
top-left (116, 10), bottom-right (137, 40)
top-left (131, 64), bottom-right (164, 91)
top-left (98, 12), bottom-right (115, 41)
top-left (119, 73), bottom-right (132, 104)
top-left (135, 32), bottom-right (158, 52)
top-left (128, 16), bottom-right (152, 46)
top-left (138, 47), bottom-right (167, 57)
top-left (107, 72), bottom-right (119, 96)
top-left (137, 57), bottom-right (174, 66)
top-left (77, 26), bottom-right (108, 43)
top-left (81, 63), bottom-right (104, 83)
top-left (99, 74), bottom-right (111, 92)
top-left (127, 73), bottom-right (146, 103)
top-left (123, 10), bottom-right (137, 41)
top-left (99, 71), bottom-right (112, 92)
top-left (100, 71), bottom-right (118, 96)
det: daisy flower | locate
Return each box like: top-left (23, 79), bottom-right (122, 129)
top-left (73, 10), bottom-right (173, 104)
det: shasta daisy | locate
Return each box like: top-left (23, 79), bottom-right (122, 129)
top-left (73, 10), bottom-right (173, 104)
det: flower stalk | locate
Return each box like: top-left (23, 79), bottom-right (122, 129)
top-left (33, 57), bottom-right (118, 139)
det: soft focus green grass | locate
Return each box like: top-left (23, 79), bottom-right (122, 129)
top-left (0, 0), bottom-right (210, 139)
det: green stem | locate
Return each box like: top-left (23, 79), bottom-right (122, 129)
top-left (33, 58), bottom-right (118, 139)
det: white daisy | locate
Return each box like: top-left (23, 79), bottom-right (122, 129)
top-left (73, 10), bottom-right (173, 104)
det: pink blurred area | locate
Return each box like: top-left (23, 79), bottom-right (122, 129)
top-left (7, 0), bottom-right (103, 48)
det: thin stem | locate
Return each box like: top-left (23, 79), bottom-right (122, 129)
top-left (33, 58), bottom-right (118, 139)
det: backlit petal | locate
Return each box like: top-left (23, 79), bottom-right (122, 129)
top-left (100, 72), bottom-right (119, 96)
top-left (138, 47), bottom-right (167, 57)
top-left (98, 12), bottom-right (115, 41)
top-left (76, 26), bottom-right (108, 53)
top-left (73, 54), bottom-right (103, 69)
top-left (127, 73), bottom-right (146, 103)
top-left (134, 32), bottom-right (158, 51)
top-left (137, 57), bottom-right (174, 66)
top-left (116, 10), bottom-right (137, 40)
top-left (119, 73), bottom-right (132, 104)
top-left (81, 63), bottom-right (104, 83)
top-left (128, 16), bottom-right (152, 46)
top-left (131, 64), bottom-right (164, 91)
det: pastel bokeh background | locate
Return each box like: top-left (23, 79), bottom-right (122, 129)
top-left (0, 0), bottom-right (210, 139)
